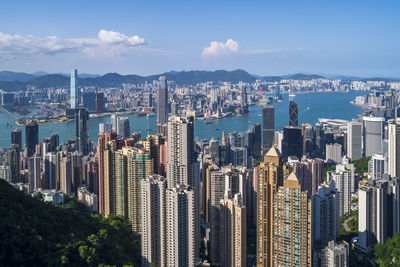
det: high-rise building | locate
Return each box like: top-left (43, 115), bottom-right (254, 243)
top-left (312, 183), bottom-right (339, 251)
top-left (28, 155), bottom-right (41, 192)
top-left (347, 121), bottom-right (362, 160)
top-left (363, 116), bottom-right (385, 157)
top-left (111, 114), bottom-right (118, 133)
top-left (117, 117), bottom-right (130, 138)
top-left (75, 105), bottom-right (89, 155)
top-left (388, 118), bottom-right (400, 178)
top-left (252, 123), bottom-right (262, 158)
top-left (330, 168), bottom-right (352, 216)
top-left (262, 106), bottom-right (274, 155)
top-left (70, 69), bottom-right (78, 109)
top-left (282, 126), bottom-right (303, 161)
top-left (44, 152), bottom-right (57, 189)
top-left (26, 120), bottom-right (39, 158)
top-left (167, 116), bottom-right (197, 188)
top-left (325, 143), bottom-right (342, 163)
top-left (289, 100), bottom-right (299, 127)
top-left (220, 192), bottom-right (246, 267)
top-left (358, 178), bottom-right (400, 252)
top-left (165, 184), bottom-right (199, 267)
top-left (11, 129), bottom-right (22, 148)
top-left (60, 155), bottom-right (72, 194)
top-left (239, 81), bottom-right (248, 114)
top-left (369, 153), bottom-right (387, 180)
top-left (82, 91), bottom-right (96, 112)
top-left (256, 147), bottom-right (287, 267)
top-left (141, 175), bottom-right (167, 267)
top-left (95, 92), bottom-right (105, 113)
top-left (273, 172), bottom-right (312, 267)
top-left (157, 76), bottom-right (168, 127)
top-left (320, 241), bottom-right (349, 267)
top-left (291, 158), bottom-right (324, 196)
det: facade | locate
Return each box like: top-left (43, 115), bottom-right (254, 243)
top-left (239, 81), bottom-right (248, 114)
top-left (347, 121), bottom-right (362, 160)
top-left (26, 120), bottom-right (39, 158)
top-left (325, 143), bottom-right (342, 163)
top-left (141, 175), bottom-right (167, 267)
top-left (330, 169), bottom-right (352, 216)
top-left (77, 186), bottom-right (98, 212)
top-left (369, 153), bottom-right (387, 180)
top-left (289, 100), bottom-right (299, 127)
top-left (273, 173), bottom-right (312, 267)
top-left (75, 105), bottom-right (89, 155)
top-left (220, 192), bottom-right (246, 267)
top-left (70, 69), bottom-right (78, 109)
top-left (320, 241), bottom-right (349, 267)
top-left (117, 117), bottom-right (130, 138)
top-left (256, 147), bottom-right (286, 267)
top-left (157, 76), bottom-right (168, 127)
top-left (282, 126), bottom-right (303, 160)
top-left (363, 116), bottom-right (385, 157)
top-left (291, 158), bottom-right (324, 196)
top-left (388, 118), bottom-right (400, 178)
top-left (262, 106), bottom-right (274, 155)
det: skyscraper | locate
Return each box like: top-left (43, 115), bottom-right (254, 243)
top-left (256, 147), bottom-right (286, 267)
top-left (331, 168), bottom-right (352, 216)
top-left (117, 117), bottom-right (130, 138)
top-left (11, 129), bottom-right (22, 148)
top-left (252, 123), bottom-right (262, 158)
top-left (26, 120), bottom-right (39, 158)
top-left (167, 116), bottom-right (197, 188)
top-left (75, 105), bottom-right (89, 155)
top-left (141, 175), bottom-right (167, 267)
top-left (28, 155), bottom-right (41, 192)
top-left (388, 118), bottom-right (400, 178)
top-left (262, 106), bottom-right (274, 155)
top-left (239, 81), bottom-right (248, 114)
top-left (220, 192), bottom-right (247, 267)
top-left (157, 76), bottom-right (168, 127)
top-left (165, 184), bottom-right (199, 267)
top-left (363, 116), bottom-right (385, 157)
top-left (70, 69), bottom-right (78, 109)
top-left (289, 100), bottom-right (299, 127)
top-left (320, 241), bottom-right (349, 267)
top-left (282, 126), bottom-right (303, 161)
top-left (347, 121), bottom-right (362, 160)
top-left (273, 172), bottom-right (312, 266)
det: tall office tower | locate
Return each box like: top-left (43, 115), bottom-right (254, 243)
top-left (209, 138), bottom-right (220, 165)
top-left (325, 143), bottom-right (342, 163)
top-left (75, 105), bottom-right (89, 155)
top-left (167, 116), bottom-right (197, 188)
top-left (157, 76), bottom-right (168, 129)
top-left (44, 152), bottom-right (57, 189)
top-left (28, 155), bottom-right (41, 192)
top-left (252, 123), bottom-right (262, 158)
top-left (388, 118), bottom-right (400, 177)
top-left (165, 184), bottom-right (199, 267)
top-left (209, 169), bottom-right (226, 265)
top-left (262, 106), bottom-right (274, 155)
top-left (204, 163), bottom-right (219, 222)
top-left (11, 129), bottom-right (22, 148)
top-left (82, 91), bottom-right (96, 112)
top-left (97, 131), bottom-right (117, 213)
top-left (282, 126), bottom-right (303, 161)
top-left (331, 169), bottom-right (352, 216)
top-left (70, 69), bottom-right (78, 109)
top-left (95, 92), bottom-right (105, 113)
top-left (71, 151), bottom-right (83, 193)
top-left (320, 241), bottom-right (349, 267)
top-left (239, 81), bottom-right (248, 114)
top-left (273, 173), bottom-right (312, 267)
top-left (347, 121), bottom-right (362, 160)
top-left (60, 155), bottom-right (72, 194)
top-left (117, 117), bottom-right (130, 138)
top-left (312, 183), bottom-right (340, 251)
top-left (363, 116), bottom-right (385, 157)
top-left (220, 192), bottom-right (246, 267)
top-left (99, 122), bottom-right (112, 133)
top-left (256, 147), bottom-right (286, 267)
top-left (111, 114), bottom-right (118, 133)
top-left (369, 153), bottom-right (387, 180)
top-left (289, 100), bottom-right (299, 127)
top-left (103, 142), bottom-right (117, 216)
top-left (26, 120), bottom-right (39, 158)
top-left (4, 147), bottom-right (19, 183)
top-left (141, 175), bottom-right (167, 267)
top-left (291, 158), bottom-right (324, 196)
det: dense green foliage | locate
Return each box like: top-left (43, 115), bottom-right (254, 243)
top-left (0, 179), bottom-right (140, 266)
top-left (352, 156), bottom-right (371, 179)
top-left (375, 233), bottom-right (400, 266)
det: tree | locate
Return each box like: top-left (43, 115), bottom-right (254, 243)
top-left (375, 232), bottom-right (400, 266)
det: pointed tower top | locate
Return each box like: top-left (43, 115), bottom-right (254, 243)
top-left (284, 172), bottom-right (301, 189)
top-left (266, 146), bottom-right (281, 158)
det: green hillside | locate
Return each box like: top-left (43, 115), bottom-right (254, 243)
top-left (0, 179), bottom-right (140, 266)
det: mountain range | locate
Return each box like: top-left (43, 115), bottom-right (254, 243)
top-left (0, 69), bottom-right (397, 92)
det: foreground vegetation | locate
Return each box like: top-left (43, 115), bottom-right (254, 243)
top-left (375, 233), bottom-right (400, 266)
top-left (0, 179), bottom-right (140, 266)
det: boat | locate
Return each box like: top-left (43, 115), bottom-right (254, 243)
top-left (205, 121), bottom-right (214, 125)
top-left (215, 128), bottom-right (220, 131)
top-left (306, 106), bottom-right (311, 110)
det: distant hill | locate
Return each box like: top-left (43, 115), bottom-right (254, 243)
top-left (0, 179), bottom-right (140, 266)
top-left (286, 73), bottom-right (325, 80)
top-left (0, 71), bottom-right (36, 82)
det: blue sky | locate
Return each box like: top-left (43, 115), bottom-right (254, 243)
top-left (0, 0), bottom-right (399, 77)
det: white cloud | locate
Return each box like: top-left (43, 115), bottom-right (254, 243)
top-left (202, 39), bottom-right (239, 57)
top-left (0, 30), bottom-right (146, 60)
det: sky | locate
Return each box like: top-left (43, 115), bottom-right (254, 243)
top-left (0, 0), bottom-right (399, 77)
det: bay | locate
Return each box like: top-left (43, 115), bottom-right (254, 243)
top-left (0, 92), bottom-right (366, 148)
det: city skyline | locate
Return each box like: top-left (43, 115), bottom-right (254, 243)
top-left (0, 1), bottom-right (399, 77)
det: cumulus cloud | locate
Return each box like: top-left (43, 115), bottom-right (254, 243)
top-left (202, 39), bottom-right (239, 57)
top-left (0, 30), bottom-right (146, 60)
